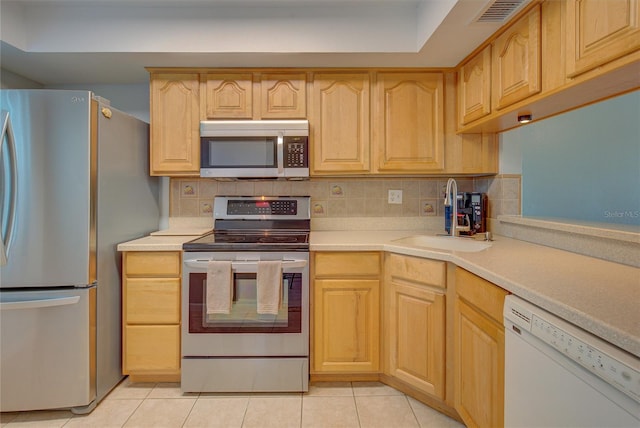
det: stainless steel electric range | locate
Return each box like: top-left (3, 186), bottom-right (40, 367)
top-left (181, 196), bottom-right (310, 393)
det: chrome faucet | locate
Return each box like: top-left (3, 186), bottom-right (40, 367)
top-left (444, 178), bottom-right (458, 237)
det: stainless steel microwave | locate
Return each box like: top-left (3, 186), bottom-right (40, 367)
top-left (200, 120), bottom-right (309, 179)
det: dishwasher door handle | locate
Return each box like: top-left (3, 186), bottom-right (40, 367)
top-left (184, 259), bottom-right (307, 273)
top-left (0, 296), bottom-right (81, 311)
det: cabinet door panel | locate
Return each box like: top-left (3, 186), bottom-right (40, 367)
top-left (205, 74), bottom-right (253, 119)
top-left (388, 282), bottom-right (445, 398)
top-left (313, 279), bottom-right (379, 372)
top-left (125, 278), bottom-right (181, 324)
top-left (150, 74), bottom-right (200, 176)
top-left (492, 6), bottom-right (541, 110)
top-left (125, 251), bottom-right (181, 277)
top-left (566, 0), bottom-right (640, 76)
top-left (311, 73), bottom-right (370, 174)
top-left (458, 46), bottom-right (492, 125)
top-left (124, 325), bottom-right (181, 373)
top-left (314, 252), bottom-right (380, 277)
top-left (374, 73), bottom-right (444, 172)
top-left (260, 73), bottom-right (307, 118)
top-left (455, 300), bottom-right (504, 428)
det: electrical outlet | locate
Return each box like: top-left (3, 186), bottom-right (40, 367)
top-left (388, 189), bottom-right (403, 204)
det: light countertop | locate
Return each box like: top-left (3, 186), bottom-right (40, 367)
top-left (312, 230), bottom-right (640, 358)
top-left (118, 229), bottom-right (640, 357)
top-left (117, 233), bottom-right (202, 251)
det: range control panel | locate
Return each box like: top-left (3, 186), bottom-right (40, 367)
top-left (213, 196), bottom-right (311, 221)
top-left (226, 199), bottom-right (298, 216)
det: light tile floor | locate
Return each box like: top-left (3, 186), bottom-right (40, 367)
top-left (1, 379), bottom-right (465, 428)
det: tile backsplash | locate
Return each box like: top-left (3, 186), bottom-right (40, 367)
top-left (170, 175), bottom-right (521, 220)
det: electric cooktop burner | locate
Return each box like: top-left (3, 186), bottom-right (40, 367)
top-left (183, 230), bottom-right (310, 251)
top-left (183, 196), bottom-right (311, 252)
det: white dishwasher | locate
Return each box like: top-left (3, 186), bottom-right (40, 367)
top-left (503, 295), bottom-right (639, 428)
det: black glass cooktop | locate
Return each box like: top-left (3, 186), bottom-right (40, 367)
top-left (183, 229), bottom-right (310, 252)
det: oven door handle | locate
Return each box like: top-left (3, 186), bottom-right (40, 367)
top-left (184, 259), bottom-right (307, 273)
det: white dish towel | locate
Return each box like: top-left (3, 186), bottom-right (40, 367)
top-left (256, 260), bottom-right (283, 315)
top-left (206, 260), bottom-right (233, 315)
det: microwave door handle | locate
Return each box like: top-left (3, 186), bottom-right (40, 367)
top-left (276, 134), bottom-right (284, 177)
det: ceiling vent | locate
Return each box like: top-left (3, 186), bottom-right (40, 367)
top-left (473, 0), bottom-right (530, 23)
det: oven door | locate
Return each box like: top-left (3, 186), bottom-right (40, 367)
top-left (182, 252), bottom-right (309, 357)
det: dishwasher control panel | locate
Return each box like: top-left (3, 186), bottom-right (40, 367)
top-left (505, 296), bottom-right (640, 404)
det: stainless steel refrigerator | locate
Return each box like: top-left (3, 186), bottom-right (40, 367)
top-left (0, 90), bottom-right (160, 413)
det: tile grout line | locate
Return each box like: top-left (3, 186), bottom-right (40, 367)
top-left (179, 394), bottom-right (199, 428)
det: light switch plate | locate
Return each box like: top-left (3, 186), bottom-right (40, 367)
top-left (388, 189), bottom-right (403, 204)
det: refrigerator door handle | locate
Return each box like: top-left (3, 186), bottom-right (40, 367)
top-left (0, 296), bottom-right (81, 311)
top-left (1, 110), bottom-right (18, 266)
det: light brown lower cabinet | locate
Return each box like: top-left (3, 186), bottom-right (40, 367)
top-left (454, 267), bottom-right (509, 428)
top-left (311, 252), bottom-right (381, 375)
top-left (122, 251), bottom-right (181, 382)
top-left (384, 254), bottom-right (446, 400)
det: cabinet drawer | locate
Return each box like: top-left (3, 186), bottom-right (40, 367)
top-left (386, 253), bottom-right (446, 289)
top-left (125, 278), bottom-right (180, 324)
top-left (124, 325), bottom-right (180, 372)
top-left (124, 252), bottom-right (181, 277)
top-left (314, 252), bottom-right (380, 277)
top-left (456, 267), bottom-right (508, 323)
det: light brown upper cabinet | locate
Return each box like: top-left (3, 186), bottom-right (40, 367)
top-left (204, 73), bottom-right (253, 119)
top-left (204, 72), bottom-right (307, 120)
top-left (491, 5), bottom-right (541, 110)
top-left (566, 0), bottom-right (640, 77)
top-left (446, 73), bottom-right (498, 174)
top-left (260, 73), bottom-right (307, 118)
top-left (149, 73), bottom-right (200, 176)
top-left (310, 73), bottom-right (371, 174)
top-left (373, 72), bottom-right (445, 173)
top-left (458, 45), bottom-right (492, 126)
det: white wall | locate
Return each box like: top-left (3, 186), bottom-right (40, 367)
top-left (0, 69), bottom-right (43, 89)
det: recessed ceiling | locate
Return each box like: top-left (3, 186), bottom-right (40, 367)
top-left (0, 0), bottom-right (527, 85)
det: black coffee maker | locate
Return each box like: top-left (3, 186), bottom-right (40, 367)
top-left (456, 192), bottom-right (488, 236)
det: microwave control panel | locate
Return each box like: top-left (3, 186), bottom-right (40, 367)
top-left (284, 137), bottom-right (308, 168)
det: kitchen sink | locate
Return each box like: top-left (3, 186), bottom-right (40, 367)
top-left (391, 235), bottom-right (492, 252)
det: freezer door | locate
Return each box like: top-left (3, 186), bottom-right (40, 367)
top-left (0, 287), bottom-right (95, 412)
top-left (0, 90), bottom-right (94, 288)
